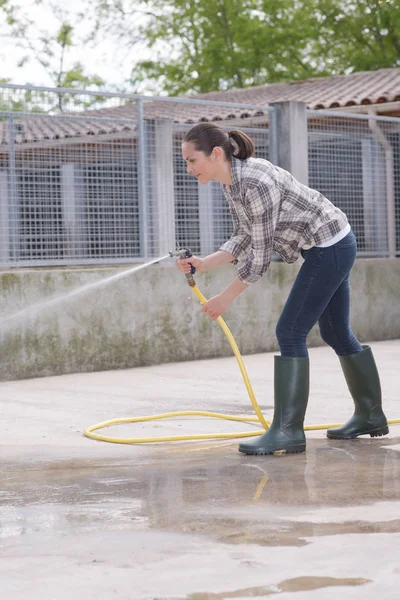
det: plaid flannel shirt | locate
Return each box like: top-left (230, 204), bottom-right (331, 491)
top-left (219, 157), bottom-right (349, 285)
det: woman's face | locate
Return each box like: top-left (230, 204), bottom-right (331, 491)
top-left (182, 141), bottom-right (220, 185)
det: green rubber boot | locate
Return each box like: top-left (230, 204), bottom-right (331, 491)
top-left (239, 356), bottom-right (309, 455)
top-left (327, 345), bottom-right (389, 440)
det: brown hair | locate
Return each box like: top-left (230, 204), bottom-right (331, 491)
top-left (183, 123), bottom-right (255, 160)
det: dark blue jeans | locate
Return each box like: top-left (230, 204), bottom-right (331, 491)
top-left (276, 231), bottom-right (363, 358)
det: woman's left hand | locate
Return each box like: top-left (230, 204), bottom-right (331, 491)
top-left (201, 294), bottom-right (231, 320)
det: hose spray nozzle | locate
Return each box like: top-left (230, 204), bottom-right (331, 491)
top-left (169, 248), bottom-right (196, 287)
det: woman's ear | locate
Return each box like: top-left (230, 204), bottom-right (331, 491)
top-left (212, 146), bottom-right (224, 161)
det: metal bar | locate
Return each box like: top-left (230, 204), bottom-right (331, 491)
top-left (7, 117), bottom-right (19, 261)
top-left (0, 111), bottom-right (137, 124)
top-left (0, 83), bottom-right (274, 112)
top-left (307, 109), bottom-right (400, 124)
top-left (0, 169), bottom-right (10, 264)
top-left (269, 107), bottom-right (279, 166)
top-left (0, 257), bottom-right (164, 269)
top-left (136, 98), bottom-right (148, 259)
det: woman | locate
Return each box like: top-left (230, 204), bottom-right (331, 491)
top-left (177, 122), bottom-right (389, 455)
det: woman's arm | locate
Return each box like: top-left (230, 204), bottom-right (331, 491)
top-left (202, 250), bottom-right (237, 270)
top-left (176, 250), bottom-right (236, 274)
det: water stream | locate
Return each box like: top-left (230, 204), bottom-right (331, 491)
top-left (0, 254), bottom-right (170, 330)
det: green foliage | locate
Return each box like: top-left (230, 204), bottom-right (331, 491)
top-left (91, 0), bottom-right (400, 94)
top-left (0, 1), bottom-right (106, 111)
top-left (309, 0), bottom-right (400, 74)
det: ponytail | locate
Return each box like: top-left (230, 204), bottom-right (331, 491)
top-left (227, 129), bottom-right (255, 160)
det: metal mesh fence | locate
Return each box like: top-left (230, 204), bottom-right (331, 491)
top-left (308, 110), bottom-right (400, 257)
top-left (0, 112), bottom-right (140, 266)
top-left (0, 83), bottom-right (399, 268)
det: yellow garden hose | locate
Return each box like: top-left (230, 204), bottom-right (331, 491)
top-left (84, 282), bottom-right (400, 445)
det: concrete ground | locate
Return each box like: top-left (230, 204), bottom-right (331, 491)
top-left (1, 339), bottom-right (400, 600)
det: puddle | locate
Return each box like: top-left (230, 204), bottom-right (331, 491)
top-left (220, 529), bottom-right (308, 547)
top-left (279, 576), bottom-right (371, 592)
top-left (216, 517), bottom-right (400, 547)
top-left (185, 576), bottom-right (371, 599)
top-left (1, 439), bottom-right (400, 543)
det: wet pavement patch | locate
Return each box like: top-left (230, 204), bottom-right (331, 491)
top-left (1, 438), bottom-right (400, 545)
top-left (216, 518), bottom-right (400, 547)
top-left (184, 576), bottom-right (371, 598)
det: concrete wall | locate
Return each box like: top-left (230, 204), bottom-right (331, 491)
top-left (0, 258), bottom-right (399, 381)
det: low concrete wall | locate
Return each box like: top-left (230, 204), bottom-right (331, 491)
top-left (0, 258), bottom-right (399, 381)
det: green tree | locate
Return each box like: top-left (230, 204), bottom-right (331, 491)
top-left (88, 0), bottom-right (400, 95)
top-left (308, 0), bottom-right (400, 74)
top-left (0, 1), bottom-right (106, 111)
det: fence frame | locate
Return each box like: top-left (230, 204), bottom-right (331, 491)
top-left (0, 82), bottom-right (399, 266)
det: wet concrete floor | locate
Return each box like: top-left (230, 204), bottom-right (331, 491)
top-left (1, 341), bottom-right (400, 598)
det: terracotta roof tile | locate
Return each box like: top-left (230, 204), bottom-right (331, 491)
top-left (1, 67), bottom-right (400, 146)
top-left (191, 67), bottom-right (400, 111)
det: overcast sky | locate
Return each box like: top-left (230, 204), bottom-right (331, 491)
top-left (0, 0), bottom-right (146, 90)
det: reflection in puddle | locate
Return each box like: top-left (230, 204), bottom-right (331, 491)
top-left (1, 439), bottom-right (400, 546)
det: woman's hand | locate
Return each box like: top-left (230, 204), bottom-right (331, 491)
top-left (176, 255), bottom-right (204, 274)
top-left (201, 293), bottom-right (231, 320)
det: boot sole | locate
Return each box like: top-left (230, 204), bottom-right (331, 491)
top-left (238, 444), bottom-right (306, 456)
top-left (327, 425), bottom-right (389, 440)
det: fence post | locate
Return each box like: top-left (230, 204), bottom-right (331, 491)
top-left (61, 164), bottom-right (86, 259)
top-left (149, 118), bottom-right (176, 257)
top-left (270, 101), bottom-right (308, 185)
top-left (136, 98), bottom-right (149, 259)
top-left (0, 169), bottom-right (10, 265)
top-left (8, 116), bottom-right (20, 261)
top-left (361, 139), bottom-right (387, 255)
top-left (268, 107), bottom-right (279, 166)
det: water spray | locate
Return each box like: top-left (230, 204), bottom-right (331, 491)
top-left (0, 254), bottom-right (171, 330)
